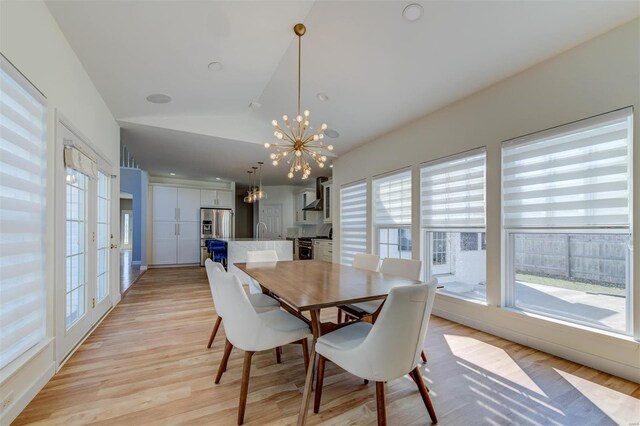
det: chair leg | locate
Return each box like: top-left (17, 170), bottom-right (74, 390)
top-left (275, 346), bottom-right (282, 364)
top-left (313, 355), bottom-right (326, 413)
top-left (410, 368), bottom-right (437, 424)
top-left (301, 339), bottom-right (310, 372)
top-left (207, 316), bottom-right (222, 349)
top-left (238, 351), bottom-right (255, 425)
top-left (421, 350), bottom-right (427, 364)
top-left (337, 309), bottom-right (343, 323)
top-left (215, 338), bottom-right (233, 384)
top-left (375, 382), bottom-right (387, 426)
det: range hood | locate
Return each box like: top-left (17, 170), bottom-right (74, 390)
top-left (302, 177), bottom-right (328, 211)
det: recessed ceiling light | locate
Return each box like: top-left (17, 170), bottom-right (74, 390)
top-left (324, 129), bottom-right (340, 138)
top-left (316, 93), bottom-right (329, 102)
top-left (146, 93), bottom-right (172, 104)
top-left (248, 101), bottom-right (262, 109)
top-left (216, 177), bottom-right (221, 180)
top-left (169, 172), bottom-right (176, 176)
top-left (402, 3), bottom-right (423, 22)
top-left (208, 61), bottom-right (223, 72)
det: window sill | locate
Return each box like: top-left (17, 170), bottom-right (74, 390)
top-left (499, 307), bottom-right (637, 343)
top-left (0, 337), bottom-right (54, 385)
top-left (436, 291), bottom-right (488, 306)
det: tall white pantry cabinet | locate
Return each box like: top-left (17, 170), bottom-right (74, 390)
top-left (152, 186), bottom-right (201, 265)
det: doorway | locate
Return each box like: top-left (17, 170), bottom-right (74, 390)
top-left (56, 118), bottom-right (115, 366)
top-left (261, 203), bottom-right (283, 239)
top-left (119, 193), bottom-right (140, 292)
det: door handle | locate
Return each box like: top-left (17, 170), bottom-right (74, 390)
top-left (177, 208), bottom-right (180, 220)
top-left (177, 223), bottom-right (180, 235)
top-left (110, 243), bottom-right (118, 249)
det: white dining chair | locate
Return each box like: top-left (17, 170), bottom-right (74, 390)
top-left (211, 269), bottom-right (311, 425)
top-left (337, 253), bottom-right (380, 323)
top-left (344, 258), bottom-right (422, 319)
top-left (245, 250), bottom-right (279, 294)
top-left (340, 258), bottom-right (428, 363)
top-left (313, 280), bottom-right (439, 425)
top-left (204, 259), bottom-right (280, 349)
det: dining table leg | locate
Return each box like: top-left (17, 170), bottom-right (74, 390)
top-left (297, 309), bottom-right (320, 426)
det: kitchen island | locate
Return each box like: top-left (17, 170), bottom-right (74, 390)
top-left (215, 238), bottom-right (293, 292)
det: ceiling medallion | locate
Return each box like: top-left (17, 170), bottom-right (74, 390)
top-left (264, 23), bottom-right (333, 180)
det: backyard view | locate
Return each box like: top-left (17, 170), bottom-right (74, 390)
top-left (513, 233), bottom-right (629, 333)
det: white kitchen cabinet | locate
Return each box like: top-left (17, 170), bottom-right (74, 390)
top-left (153, 186), bottom-right (178, 221)
top-left (152, 221), bottom-right (179, 264)
top-left (313, 239), bottom-right (333, 263)
top-left (322, 180), bottom-right (332, 223)
top-left (177, 221), bottom-right (199, 263)
top-left (152, 185), bottom-right (210, 265)
top-left (201, 189), bottom-right (233, 208)
top-left (177, 188), bottom-right (201, 222)
top-left (296, 190), bottom-right (317, 224)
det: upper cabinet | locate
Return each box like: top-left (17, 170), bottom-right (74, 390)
top-left (296, 189), bottom-right (317, 224)
top-left (153, 186), bottom-right (178, 221)
top-left (322, 180), bottom-right (332, 223)
top-left (201, 189), bottom-right (233, 208)
top-left (177, 188), bottom-right (201, 222)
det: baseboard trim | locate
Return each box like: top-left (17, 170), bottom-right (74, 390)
top-left (1, 362), bottom-right (55, 425)
top-left (432, 307), bottom-right (640, 383)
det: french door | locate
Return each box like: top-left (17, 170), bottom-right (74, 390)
top-left (56, 120), bottom-right (115, 365)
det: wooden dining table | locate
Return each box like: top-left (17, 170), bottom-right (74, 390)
top-left (234, 260), bottom-right (421, 425)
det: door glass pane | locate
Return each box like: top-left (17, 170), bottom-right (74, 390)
top-left (96, 172), bottom-right (110, 301)
top-left (65, 169), bottom-right (87, 328)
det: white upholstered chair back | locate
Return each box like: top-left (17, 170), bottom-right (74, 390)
top-left (359, 279), bottom-right (437, 381)
top-left (205, 259), bottom-right (226, 313)
top-left (352, 253), bottom-right (380, 272)
top-left (379, 258), bottom-right (422, 281)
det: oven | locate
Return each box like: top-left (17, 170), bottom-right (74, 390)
top-left (297, 238), bottom-right (313, 260)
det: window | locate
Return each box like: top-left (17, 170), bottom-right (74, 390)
top-left (340, 181), bottom-right (367, 265)
top-left (65, 169), bottom-right (88, 328)
top-left (0, 56), bottom-right (48, 368)
top-left (96, 171), bottom-right (110, 301)
top-left (503, 108), bottom-right (632, 334)
top-left (460, 232), bottom-right (479, 251)
top-left (421, 148), bottom-right (486, 301)
top-left (373, 170), bottom-right (412, 259)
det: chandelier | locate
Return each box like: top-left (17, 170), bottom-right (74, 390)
top-left (243, 162), bottom-right (267, 203)
top-left (265, 23), bottom-right (333, 180)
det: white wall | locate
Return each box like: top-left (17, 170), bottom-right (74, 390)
top-left (332, 19), bottom-right (640, 382)
top-left (0, 1), bottom-right (120, 423)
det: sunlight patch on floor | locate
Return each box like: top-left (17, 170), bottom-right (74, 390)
top-left (554, 368), bottom-right (640, 425)
top-left (444, 334), bottom-right (547, 397)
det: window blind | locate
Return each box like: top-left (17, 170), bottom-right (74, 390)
top-left (373, 170), bottom-right (412, 226)
top-left (0, 57), bottom-right (47, 369)
top-left (502, 108), bottom-right (632, 228)
top-left (420, 148), bottom-right (486, 228)
top-left (340, 181), bottom-right (367, 265)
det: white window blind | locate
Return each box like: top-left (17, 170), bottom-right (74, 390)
top-left (421, 148), bottom-right (486, 228)
top-left (373, 170), bottom-right (412, 226)
top-left (0, 56), bottom-right (47, 369)
top-left (340, 181), bottom-right (367, 265)
top-left (502, 108), bottom-right (632, 228)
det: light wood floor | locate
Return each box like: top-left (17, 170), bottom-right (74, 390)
top-left (14, 267), bottom-right (640, 425)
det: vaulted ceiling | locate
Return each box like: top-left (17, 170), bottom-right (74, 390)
top-left (46, 1), bottom-right (639, 185)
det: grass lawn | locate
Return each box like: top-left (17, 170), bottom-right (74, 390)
top-left (515, 273), bottom-right (625, 296)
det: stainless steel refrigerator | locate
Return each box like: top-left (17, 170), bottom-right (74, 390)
top-left (200, 208), bottom-right (233, 266)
